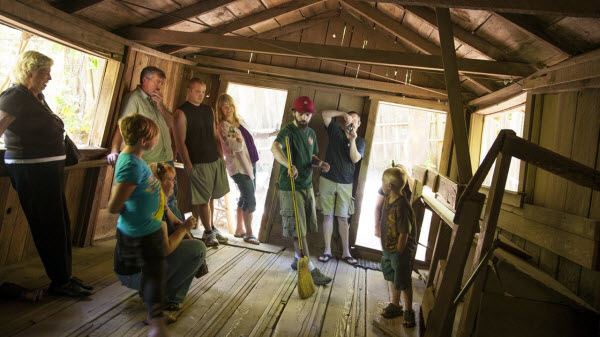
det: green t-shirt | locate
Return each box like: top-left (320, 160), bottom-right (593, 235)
top-left (275, 123), bottom-right (318, 191)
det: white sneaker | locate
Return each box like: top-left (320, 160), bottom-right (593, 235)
top-left (203, 231), bottom-right (219, 247)
top-left (213, 228), bottom-right (228, 244)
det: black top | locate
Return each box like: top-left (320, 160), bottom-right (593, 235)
top-left (320, 122), bottom-right (366, 184)
top-left (179, 101), bottom-right (220, 164)
top-left (0, 85), bottom-right (65, 160)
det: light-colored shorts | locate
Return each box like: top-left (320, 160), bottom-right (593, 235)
top-left (279, 188), bottom-right (318, 238)
top-left (189, 158), bottom-right (230, 205)
top-left (317, 176), bottom-right (355, 218)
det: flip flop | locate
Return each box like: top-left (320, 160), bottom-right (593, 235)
top-left (243, 235), bottom-right (260, 245)
top-left (234, 233), bottom-right (246, 238)
top-left (318, 254), bottom-right (332, 262)
top-left (165, 302), bottom-right (183, 311)
top-left (143, 312), bottom-right (177, 325)
top-left (342, 256), bottom-right (358, 266)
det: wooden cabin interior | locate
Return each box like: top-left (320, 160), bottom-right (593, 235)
top-left (0, 0), bottom-right (599, 336)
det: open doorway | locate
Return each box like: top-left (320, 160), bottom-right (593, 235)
top-left (222, 82), bottom-right (288, 236)
top-left (355, 101), bottom-right (447, 250)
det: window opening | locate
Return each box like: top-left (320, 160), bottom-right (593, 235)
top-left (0, 23), bottom-right (107, 145)
top-left (355, 101), bottom-right (446, 250)
top-left (221, 83), bottom-right (288, 236)
top-left (480, 107), bottom-right (525, 192)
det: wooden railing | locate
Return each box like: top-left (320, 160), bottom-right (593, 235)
top-left (422, 129), bottom-right (600, 337)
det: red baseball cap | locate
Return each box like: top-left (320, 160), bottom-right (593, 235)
top-left (293, 96), bottom-right (315, 114)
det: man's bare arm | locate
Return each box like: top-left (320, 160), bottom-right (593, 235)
top-left (321, 110), bottom-right (351, 127)
top-left (173, 109), bottom-right (192, 175)
top-left (271, 141), bottom-right (297, 178)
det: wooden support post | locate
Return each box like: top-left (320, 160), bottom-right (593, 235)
top-left (424, 193), bottom-right (485, 337)
top-left (425, 213), bottom-right (441, 264)
top-left (457, 151), bottom-right (512, 337)
top-left (426, 219), bottom-right (452, 289)
top-left (436, 8), bottom-right (473, 185)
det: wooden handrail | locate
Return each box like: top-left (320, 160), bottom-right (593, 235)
top-left (426, 129), bottom-right (600, 337)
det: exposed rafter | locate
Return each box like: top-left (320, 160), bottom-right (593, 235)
top-left (493, 12), bottom-right (577, 59)
top-left (119, 27), bottom-right (535, 78)
top-left (159, 0), bottom-right (326, 55)
top-left (352, 0), bottom-right (600, 18)
top-left (340, 0), bottom-right (494, 93)
top-left (139, 0), bottom-right (238, 29)
top-left (190, 55), bottom-right (448, 99)
top-left (400, 5), bottom-right (507, 61)
top-left (53, 0), bottom-right (104, 14)
top-left (160, 10), bottom-right (339, 55)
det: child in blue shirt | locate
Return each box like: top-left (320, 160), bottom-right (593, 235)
top-left (108, 113), bottom-right (169, 336)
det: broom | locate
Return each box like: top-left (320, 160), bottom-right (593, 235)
top-left (285, 136), bottom-right (316, 299)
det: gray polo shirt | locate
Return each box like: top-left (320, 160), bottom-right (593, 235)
top-left (119, 86), bottom-right (173, 163)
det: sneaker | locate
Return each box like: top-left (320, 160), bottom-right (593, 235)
top-left (48, 281), bottom-right (92, 298)
top-left (213, 228), bottom-right (228, 244)
top-left (291, 258), bottom-right (298, 270)
top-left (310, 268), bottom-right (332, 286)
top-left (203, 231), bottom-right (219, 247)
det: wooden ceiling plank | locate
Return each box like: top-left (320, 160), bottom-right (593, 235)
top-left (138, 0), bottom-right (238, 29)
top-left (340, 0), bottom-right (440, 55)
top-left (205, 0), bottom-right (325, 34)
top-left (120, 26), bottom-right (535, 77)
top-left (54, 0), bottom-right (104, 14)
top-left (493, 12), bottom-right (574, 59)
top-left (401, 5), bottom-right (506, 61)
top-left (351, 0), bottom-right (600, 18)
top-left (190, 54), bottom-right (448, 99)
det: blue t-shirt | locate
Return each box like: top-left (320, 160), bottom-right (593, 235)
top-left (115, 153), bottom-right (164, 238)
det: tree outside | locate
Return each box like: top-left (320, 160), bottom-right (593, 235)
top-left (0, 24), bottom-right (106, 145)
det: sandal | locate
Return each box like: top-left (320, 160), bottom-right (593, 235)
top-left (234, 232), bottom-right (246, 238)
top-left (243, 235), bottom-right (260, 245)
top-left (165, 302), bottom-right (183, 311)
top-left (318, 254), bottom-right (332, 262)
top-left (342, 256), bottom-right (358, 266)
top-left (403, 309), bottom-right (416, 327)
top-left (380, 303), bottom-right (403, 318)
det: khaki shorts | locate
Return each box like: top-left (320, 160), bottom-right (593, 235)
top-left (279, 188), bottom-right (318, 238)
top-left (189, 158), bottom-right (230, 205)
top-left (317, 177), bottom-right (355, 218)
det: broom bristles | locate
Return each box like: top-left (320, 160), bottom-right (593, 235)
top-left (297, 256), bottom-right (316, 299)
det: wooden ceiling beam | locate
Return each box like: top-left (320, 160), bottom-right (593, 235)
top-left (493, 13), bottom-right (576, 59)
top-left (205, 0), bottom-right (326, 35)
top-left (340, 0), bottom-right (440, 55)
top-left (159, 10), bottom-right (339, 55)
top-left (53, 0), bottom-right (104, 14)
top-left (138, 0), bottom-right (238, 29)
top-left (158, 0), bottom-right (328, 55)
top-left (340, 0), bottom-right (494, 93)
top-left (351, 0), bottom-right (600, 18)
top-left (190, 55), bottom-right (448, 99)
top-left (401, 5), bottom-right (507, 61)
top-left (120, 27), bottom-right (534, 77)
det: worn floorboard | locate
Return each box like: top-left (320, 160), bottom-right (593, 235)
top-left (0, 239), bottom-right (425, 337)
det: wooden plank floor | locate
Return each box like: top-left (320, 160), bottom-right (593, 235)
top-left (0, 239), bottom-right (425, 337)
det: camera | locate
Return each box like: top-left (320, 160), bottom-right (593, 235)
top-left (347, 123), bottom-right (354, 132)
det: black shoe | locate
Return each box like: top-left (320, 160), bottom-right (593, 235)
top-left (71, 276), bottom-right (93, 290)
top-left (291, 258), bottom-right (298, 271)
top-left (48, 282), bottom-right (92, 298)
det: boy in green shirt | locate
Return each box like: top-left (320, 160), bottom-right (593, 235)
top-left (271, 96), bottom-right (332, 286)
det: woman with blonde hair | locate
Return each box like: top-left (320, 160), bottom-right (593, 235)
top-left (0, 50), bottom-right (92, 298)
top-left (216, 93), bottom-right (260, 244)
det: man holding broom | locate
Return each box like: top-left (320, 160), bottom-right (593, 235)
top-left (271, 96), bottom-right (332, 287)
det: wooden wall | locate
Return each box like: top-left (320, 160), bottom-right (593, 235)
top-left (469, 88), bottom-right (600, 310)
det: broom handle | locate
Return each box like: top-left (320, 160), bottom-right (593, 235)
top-left (285, 137), bottom-right (304, 254)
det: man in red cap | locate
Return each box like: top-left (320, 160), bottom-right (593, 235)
top-left (271, 96), bottom-right (332, 286)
